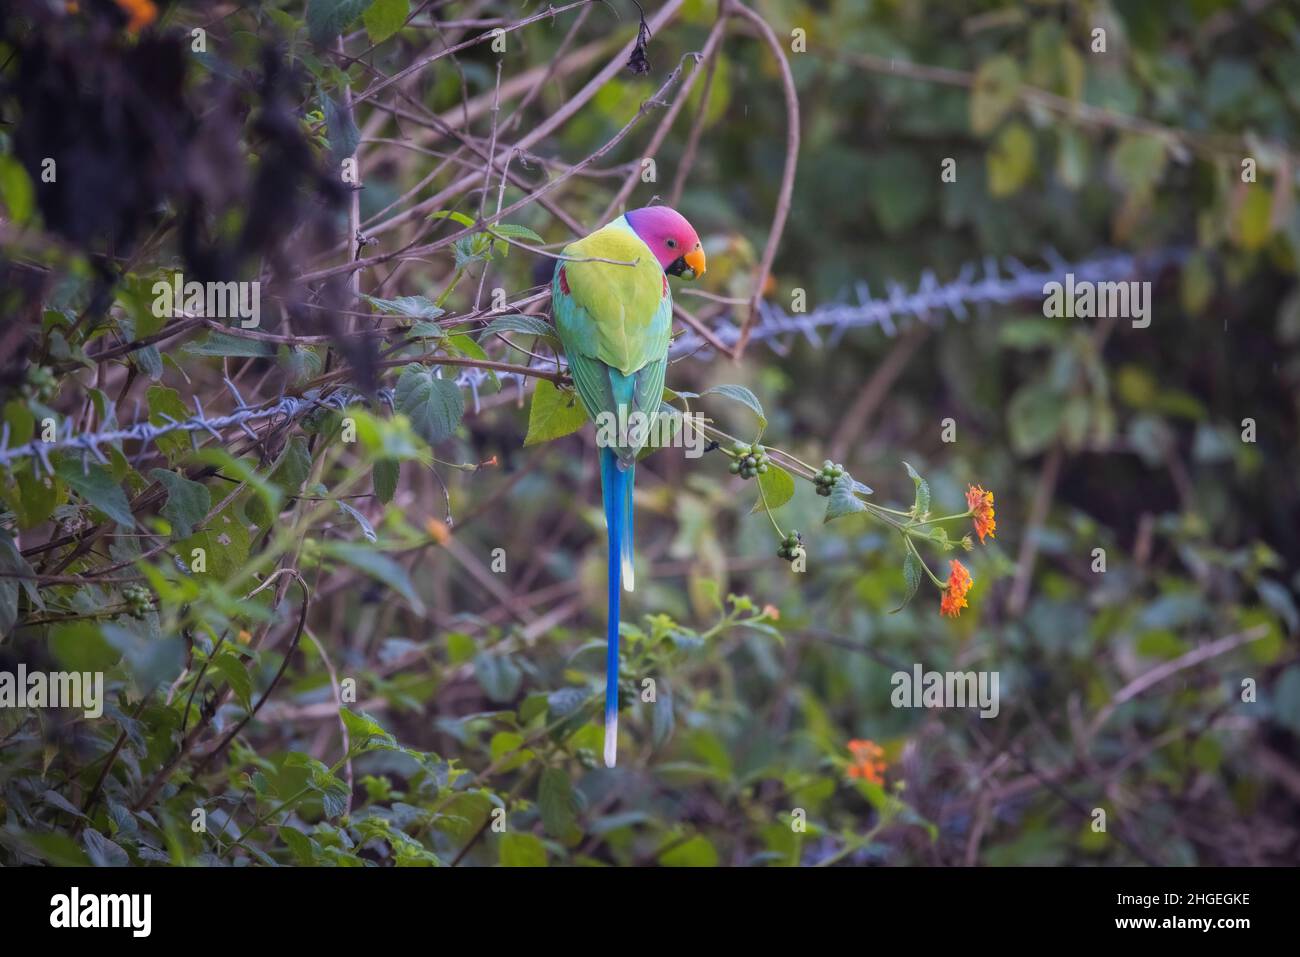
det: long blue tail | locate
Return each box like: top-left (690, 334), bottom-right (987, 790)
top-left (600, 447), bottom-right (634, 767)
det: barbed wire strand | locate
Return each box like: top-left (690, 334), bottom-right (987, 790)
top-left (0, 248), bottom-right (1184, 468)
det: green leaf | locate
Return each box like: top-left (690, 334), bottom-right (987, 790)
top-left (10, 469), bottom-right (62, 530)
top-left (445, 334), bottom-right (489, 362)
top-left (1007, 380), bottom-right (1065, 456)
top-left (474, 652), bottom-right (522, 703)
top-left (406, 322), bottom-right (445, 339)
top-left (372, 459), bottom-right (398, 504)
top-left (211, 650), bottom-right (253, 712)
top-left (279, 826), bottom-right (319, 865)
top-left (55, 459), bottom-right (135, 527)
top-left (499, 832), bottom-right (547, 867)
top-left (0, 528), bottom-right (43, 637)
top-left (362, 0), bottom-right (408, 45)
top-left (150, 469), bottom-right (211, 538)
top-left (272, 436), bottom-right (312, 494)
top-left (340, 709), bottom-right (398, 751)
top-left (891, 551), bottom-right (923, 613)
top-left (42, 789), bottom-right (89, 821)
top-left (1235, 183), bottom-right (1273, 251)
top-left (429, 210), bottom-right (476, 228)
top-left (539, 768), bottom-right (579, 837)
top-left (1273, 666), bottom-right (1300, 737)
top-left (146, 385), bottom-right (193, 464)
top-left (182, 332), bottom-right (275, 358)
top-left (307, 0), bottom-right (375, 46)
top-left (321, 91), bottom-right (360, 166)
top-left (336, 500), bottom-right (377, 542)
top-left (83, 828), bottom-right (130, 867)
top-left (320, 542), bottom-right (424, 613)
top-left (395, 364), bottom-right (465, 446)
top-left (524, 379), bottom-right (588, 446)
top-left (824, 474), bottom-right (866, 523)
top-left (364, 294), bottom-right (444, 320)
top-left (970, 55), bottom-right (1020, 136)
top-left (701, 384), bottom-right (766, 437)
top-left (659, 834), bottom-right (718, 866)
top-left (751, 463), bottom-right (795, 513)
top-left (987, 121), bottom-right (1035, 197)
top-left (902, 461), bottom-right (930, 519)
top-left (488, 223), bottom-right (545, 244)
top-left (102, 624), bottom-right (186, 693)
top-left (1110, 133), bottom-right (1167, 199)
top-left (0, 156), bottom-right (35, 224)
top-left (478, 314), bottom-right (560, 345)
top-left (652, 680), bottom-right (675, 747)
top-left (50, 621), bottom-right (119, 673)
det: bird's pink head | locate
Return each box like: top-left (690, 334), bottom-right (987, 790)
top-left (623, 205), bottom-right (706, 279)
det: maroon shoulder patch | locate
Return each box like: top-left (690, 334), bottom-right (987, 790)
top-left (558, 266), bottom-right (570, 295)
top-left (662, 274), bottom-right (669, 297)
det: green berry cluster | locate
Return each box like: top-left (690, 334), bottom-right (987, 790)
top-left (814, 460), bottom-right (846, 496)
top-left (22, 366), bottom-right (57, 402)
top-left (728, 443), bottom-right (770, 479)
top-left (123, 584), bottom-right (154, 619)
top-left (776, 531), bottom-right (803, 562)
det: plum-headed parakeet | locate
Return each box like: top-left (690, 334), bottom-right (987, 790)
top-left (550, 206), bottom-right (706, 767)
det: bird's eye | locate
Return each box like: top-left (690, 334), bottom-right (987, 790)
top-left (666, 238), bottom-right (677, 249)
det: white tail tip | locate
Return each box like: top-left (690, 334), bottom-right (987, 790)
top-left (604, 712), bottom-right (619, 767)
top-left (622, 557), bottom-right (635, 592)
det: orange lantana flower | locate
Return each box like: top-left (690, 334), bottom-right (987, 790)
top-left (424, 517), bottom-right (451, 544)
top-left (113, 0), bottom-right (157, 33)
top-left (940, 559), bottom-right (973, 618)
top-left (846, 739), bottom-right (887, 784)
top-left (966, 484), bottom-right (996, 543)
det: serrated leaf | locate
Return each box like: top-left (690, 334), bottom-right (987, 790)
top-left (750, 463), bottom-right (795, 513)
top-left (406, 322), bottom-right (445, 339)
top-left (341, 709), bottom-right (398, 751)
top-left (42, 789), bottom-right (88, 821)
top-left (83, 828), bottom-right (130, 867)
top-left (478, 314), bottom-right (560, 345)
top-left (395, 363), bottom-right (464, 446)
top-left (488, 223), bottom-right (545, 244)
top-left (364, 294), bottom-right (444, 320)
top-left (523, 379), bottom-right (588, 447)
top-left (150, 469), bottom-right (211, 538)
top-left (891, 551), bottom-right (923, 613)
top-left (701, 384), bottom-right (766, 437)
top-left (823, 474), bottom-right (866, 523)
